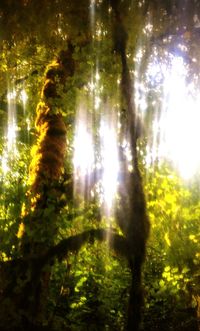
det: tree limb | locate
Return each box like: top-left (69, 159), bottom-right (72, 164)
top-left (0, 228), bottom-right (129, 274)
top-left (44, 228), bottom-right (129, 263)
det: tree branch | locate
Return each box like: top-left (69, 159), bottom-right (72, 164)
top-left (44, 228), bottom-right (129, 263)
top-left (0, 228), bottom-right (129, 274)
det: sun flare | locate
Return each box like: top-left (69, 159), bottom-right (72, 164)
top-left (146, 55), bottom-right (200, 179)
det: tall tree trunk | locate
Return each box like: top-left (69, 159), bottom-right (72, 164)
top-left (110, 2), bottom-right (150, 330)
top-left (0, 42), bottom-right (75, 330)
top-left (20, 44), bottom-right (75, 255)
top-left (20, 43), bottom-right (75, 326)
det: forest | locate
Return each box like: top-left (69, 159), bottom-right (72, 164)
top-left (0, 0), bottom-right (199, 330)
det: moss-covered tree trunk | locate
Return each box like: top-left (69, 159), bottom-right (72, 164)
top-left (22, 44), bottom-right (75, 326)
top-left (21, 43), bottom-right (75, 247)
top-left (0, 43), bottom-right (75, 330)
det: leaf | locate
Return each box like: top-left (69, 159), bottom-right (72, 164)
top-left (159, 279), bottom-right (165, 288)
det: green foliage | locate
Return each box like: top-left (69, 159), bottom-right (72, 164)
top-left (48, 242), bottom-right (130, 331)
top-left (0, 140), bottom-right (30, 259)
top-left (143, 164), bottom-right (200, 329)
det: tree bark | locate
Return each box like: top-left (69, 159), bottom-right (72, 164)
top-left (0, 42), bottom-right (76, 330)
top-left (110, 3), bottom-right (150, 330)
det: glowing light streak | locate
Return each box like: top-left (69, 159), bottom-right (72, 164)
top-left (7, 88), bottom-right (17, 153)
top-left (1, 87), bottom-right (19, 178)
top-left (88, 80), bottom-right (95, 92)
top-left (7, 90), bottom-right (16, 101)
top-left (26, 118), bottom-right (31, 131)
top-left (100, 117), bottom-right (119, 214)
top-left (73, 105), bottom-right (94, 196)
top-left (7, 123), bottom-right (17, 152)
top-left (95, 71), bottom-right (100, 81)
top-left (20, 89), bottom-right (28, 107)
top-left (90, 0), bottom-right (96, 33)
top-left (95, 96), bottom-right (101, 109)
top-left (1, 154), bottom-right (9, 175)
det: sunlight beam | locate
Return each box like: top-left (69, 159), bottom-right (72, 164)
top-left (146, 54), bottom-right (200, 179)
top-left (7, 88), bottom-right (17, 153)
top-left (73, 105), bottom-right (95, 197)
top-left (100, 115), bottom-right (119, 215)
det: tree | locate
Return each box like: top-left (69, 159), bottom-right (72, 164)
top-left (0, 1), bottom-right (199, 330)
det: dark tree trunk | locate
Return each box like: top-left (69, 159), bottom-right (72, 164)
top-left (110, 3), bottom-right (150, 331)
top-left (127, 258), bottom-right (143, 330)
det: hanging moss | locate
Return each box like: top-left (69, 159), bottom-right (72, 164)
top-left (31, 45), bottom-right (74, 191)
top-left (29, 102), bottom-right (67, 192)
top-left (19, 43), bottom-right (75, 241)
top-left (27, 46), bottom-right (75, 201)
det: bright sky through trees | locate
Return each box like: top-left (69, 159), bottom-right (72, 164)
top-left (146, 54), bottom-right (200, 179)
